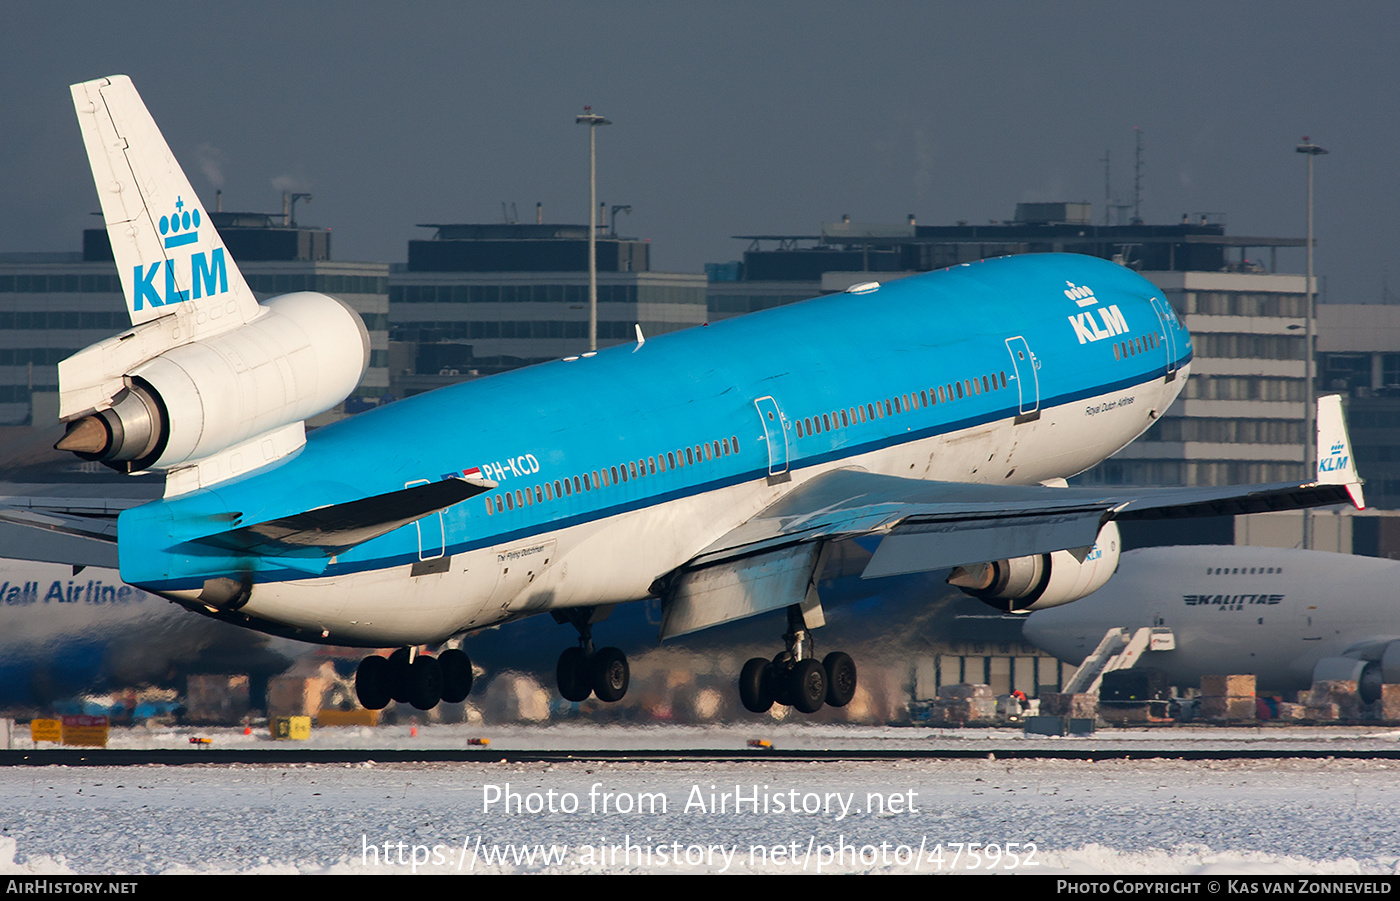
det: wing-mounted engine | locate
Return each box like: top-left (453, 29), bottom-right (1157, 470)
top-left (55, 291), bottom-right (368, 474)
top-left (1313, 639), bottom-right (1400, 704)
top-left (950, 521), bottom-right (1121, 613)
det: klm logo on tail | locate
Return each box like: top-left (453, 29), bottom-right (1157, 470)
top-left (1318, 440), bottom-right (1350, 475)
top-left (132, 197), bottom-right (227, 311)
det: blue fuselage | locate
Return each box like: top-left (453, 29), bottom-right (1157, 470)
top-left (119, 253), bottom-right (1191, 644)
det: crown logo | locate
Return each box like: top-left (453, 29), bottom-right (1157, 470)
top-left (1064, 282), bottom-right (1097, 307)
top-left (159, 196), bottom-right (201, 249)
top-left (1330, 441), bottom-right (1345, 455)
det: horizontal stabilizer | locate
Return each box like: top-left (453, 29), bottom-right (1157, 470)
top-left (192, 477), bottom-right (494, 559)
top-left (0, 506), bottom-right (121, 569)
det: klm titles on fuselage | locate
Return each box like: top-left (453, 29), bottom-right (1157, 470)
top-left (131, 198), bottom-right (228, 311)
top-left (1063, 282), bottom-right (1130, 345)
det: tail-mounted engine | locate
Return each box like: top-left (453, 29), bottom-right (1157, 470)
top-left (56, 291), bottom-right (368, 473)
top-left (950, 521), bottom-right (1121, 613)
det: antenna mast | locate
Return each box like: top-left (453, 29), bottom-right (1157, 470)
top-left (1132, 127), bottom-right (1144, 225)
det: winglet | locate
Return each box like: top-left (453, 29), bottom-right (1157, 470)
top-left (1315, 394), bottom-right (1365, 509)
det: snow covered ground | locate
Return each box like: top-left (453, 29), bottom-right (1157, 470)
top-left (3, 724), bottom-right (1400, 875)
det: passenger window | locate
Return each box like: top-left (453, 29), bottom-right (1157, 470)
top-left (485, 498), bottom-right (494, 515)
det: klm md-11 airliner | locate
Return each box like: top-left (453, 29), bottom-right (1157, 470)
top-left (8, 75), bottom-right (1362, 718)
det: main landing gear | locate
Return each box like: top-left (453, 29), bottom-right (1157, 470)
top-left (739, 605), bottom-right (857, 715)
top-left (355, 647), bottom-right (474, 711)
top-left (554, 608), bottom-right (630, 704)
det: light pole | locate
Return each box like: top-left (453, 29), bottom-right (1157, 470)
top-left (1297, 137), bottom-right (1327, 549)
top-left (576, 107), bottom-right (611, 351)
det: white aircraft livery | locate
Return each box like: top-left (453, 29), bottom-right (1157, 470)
top-left (1023, 545), bottom-right (1400, 702)
top-left (8, 74), bottom-right (1363, 718)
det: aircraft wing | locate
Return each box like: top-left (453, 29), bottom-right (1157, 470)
top-left (695, 469), bottom-right (1355, 578)
top-left (658, 471), bottom-right (1356, 639)
top-left (659, 395), bottom-right (1364, 639)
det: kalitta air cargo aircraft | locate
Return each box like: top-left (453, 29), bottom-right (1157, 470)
top-left (6, 75), bottom-right (1362, 717)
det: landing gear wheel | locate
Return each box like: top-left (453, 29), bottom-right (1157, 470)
top-left (557, 646), bottom-right (592, 702)
top-left (823, 652), bottom-right (857, 708)
top-left (405, 655), bottom-right (443, 711)
top-left (387, 647), bottom-right (412, 703)
top-left (438, 648), bottom-right (474, 703)
top-left (591, 647), bottom-right (630, 703)
top-left (739, 657), bottom-right (775, 713)
top-left (772, 652), bottom-right (795, 707)
top-left (355, 655), bottom-right (392, 711)
top-left (789, 658), bottom-right (827, 714)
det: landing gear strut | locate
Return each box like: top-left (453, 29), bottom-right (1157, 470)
top-left (355, 647), bottom-right (474, 711)
top-left (554, 608), bottom-right (630, 704)
top-left (739, 605), bottom-right (857, 715)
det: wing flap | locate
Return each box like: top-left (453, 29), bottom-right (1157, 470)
top-left (863, 510), bottom-right (1107, 579)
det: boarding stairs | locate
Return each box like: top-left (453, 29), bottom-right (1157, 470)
top-left (1062, 626), bottom-right (1176, 696)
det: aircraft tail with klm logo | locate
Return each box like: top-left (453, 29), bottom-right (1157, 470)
top-left (70, 75), bottom-right (260, 331)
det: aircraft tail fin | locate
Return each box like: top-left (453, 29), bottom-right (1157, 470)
top-left (1315, 394), bottom-right (1365, 509)
top-left (70, 76), bottom-right (260, 330)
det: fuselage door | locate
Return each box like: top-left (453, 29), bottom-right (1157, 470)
top-left (754, 395), bottom-right (790, 476)
top-left (405, 479), bottom-right (445, 561)
top-left (1149, 296), bottom-right (1181, 380)
top-left (1005, 336), bottom-right (1040, 419)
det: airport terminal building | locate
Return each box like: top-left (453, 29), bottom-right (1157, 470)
top-left (387, 223), bottom-right (707, 396)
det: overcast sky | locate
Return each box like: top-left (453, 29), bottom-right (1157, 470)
top-left (3, 2), bottom-right (1396, 303)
